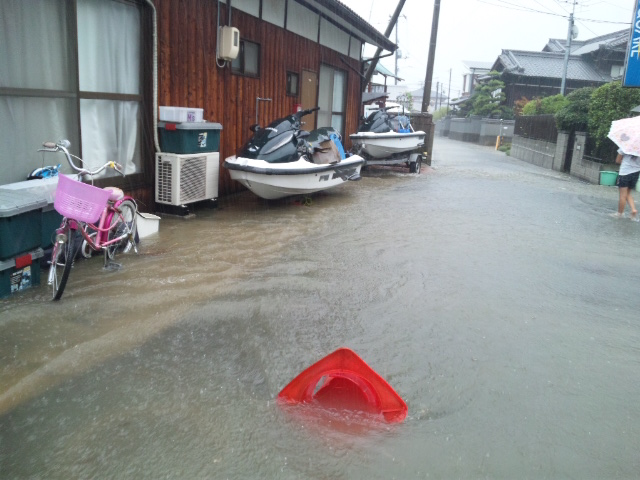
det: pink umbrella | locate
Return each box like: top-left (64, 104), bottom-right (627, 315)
top-left (607, 116), bottom-right (640, 156)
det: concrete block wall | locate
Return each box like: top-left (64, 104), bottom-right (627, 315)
top-left (552, 131), bottom-right (570, 171)
top-left (479, 119), bottom-right (515, 146)
top-left (449, 117), bottom-right (481, 143)
top-left (568, 132), bottom-right (617, 184)
top-left (510, 135), bottom-right (556, 169)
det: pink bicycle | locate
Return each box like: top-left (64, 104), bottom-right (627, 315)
top-left (40, 140), bottom-right (138, 300)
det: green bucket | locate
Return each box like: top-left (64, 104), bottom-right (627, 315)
top-left (600, 171), bottom-right (618, 186)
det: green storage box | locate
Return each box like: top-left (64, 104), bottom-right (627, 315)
top-left (0, 190), bottom-right (47, 260)
top-left (0, 248), bottom-right (43, 298)
top-left (600, 171), bottom-right (618, 186)
top-left (158, 122), bottom-right (223, 154)
top-left (42, 205), bottom-right (63, 249)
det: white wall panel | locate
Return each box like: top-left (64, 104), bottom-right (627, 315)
top-left (349, 37), bottom-right (361, 60)
top-left (286, 1), bottom-right (319, 42)
top-left (319, 17), bottom-right (349, 55)
top-left (233, 0), bottom-right (259, 17)
top-left (262, 0), bottom-right (285, 28)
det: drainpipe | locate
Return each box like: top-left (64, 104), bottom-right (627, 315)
top-left (145, 0), bottom-right (161, 153)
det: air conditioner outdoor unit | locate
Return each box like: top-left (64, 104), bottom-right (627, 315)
top-left (156, 152), bottom-right (219, 206)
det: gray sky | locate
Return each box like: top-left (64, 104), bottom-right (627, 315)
top-left (339, 0), bottom-right (634, 98)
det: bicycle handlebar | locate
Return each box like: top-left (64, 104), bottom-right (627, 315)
top-left (39, 140), bottom-right (125, 178)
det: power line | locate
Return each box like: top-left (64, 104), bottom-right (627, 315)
top-left (475, 0), bottom-right (630, 24)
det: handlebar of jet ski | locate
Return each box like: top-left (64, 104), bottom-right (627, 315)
top-left (296, 106), bottom-right (320, 118)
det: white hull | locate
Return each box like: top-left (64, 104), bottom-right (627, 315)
top-left (224, 155), bottom-right (364, 200)
top-left (349, 131), bottom-right (425, 159)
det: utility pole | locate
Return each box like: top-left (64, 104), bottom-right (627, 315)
top-left (447, 68), bottom-right (452, 114)
top-left (394, 14), bottom-right (406, 85)
top-left (421, 0), bottom-right (441, 112)
top-left (395, 21), bottom-right (399, 85)
top-left (363, 0), bottom-right (406, 89)
top-left (560, 0), bottom-right (577, 95)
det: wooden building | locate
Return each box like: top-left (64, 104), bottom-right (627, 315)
top-left (0, 0), bottom-right (395, 208)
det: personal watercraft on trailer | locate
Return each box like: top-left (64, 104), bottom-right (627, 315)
top-left (349, 107), bottom-right (426, 170)
top-left (224, 107), bottom-right (364, 200)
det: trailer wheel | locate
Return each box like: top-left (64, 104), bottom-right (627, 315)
top-left (409, 155), bottom-right (422, 174)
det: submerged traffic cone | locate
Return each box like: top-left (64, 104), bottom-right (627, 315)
top-left (277, 347), bottom-right (407, 423)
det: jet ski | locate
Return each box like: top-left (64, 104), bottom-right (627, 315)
top-left (223, 107), bottom-right (364, 200)
top-left (349, 107), bottom-right (425, 159)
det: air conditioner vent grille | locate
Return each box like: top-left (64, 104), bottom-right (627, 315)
top-left (179, 156), bottom-right (207, 203)
top-left (157, 157), bottom-right (173, 203)
top-left (155, 152), bottom-right (219, 206)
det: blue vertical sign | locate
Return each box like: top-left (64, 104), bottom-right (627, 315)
top-left (624, 0), bottom-right (640, 87)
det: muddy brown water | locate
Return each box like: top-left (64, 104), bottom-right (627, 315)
top-left (1, 137), bottom-right (639, 478)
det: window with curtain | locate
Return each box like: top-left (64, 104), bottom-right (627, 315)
top-left (77, 0), bottom-right (142, 177)
top-left (317, 65), bottom-right (347, 136)
top-left (0, 0), bottom-right (145, 185)
top-left (231, 40), bottom-right (261, 77)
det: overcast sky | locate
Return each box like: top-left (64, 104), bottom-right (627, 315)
top-left (339, 0), bottom-right (634, 99)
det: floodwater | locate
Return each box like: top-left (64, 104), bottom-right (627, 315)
top-left (1, 137), bottom-right (639, 478)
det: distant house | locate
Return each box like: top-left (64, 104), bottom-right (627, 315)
top-left (381, 86), bottom-right (447, 113)
top-left (462, 61), bottom-right (493, 96)
top-left (366, 62), bottom-right (403, 93)
top-left (491, 29), bottom-right (629, 107)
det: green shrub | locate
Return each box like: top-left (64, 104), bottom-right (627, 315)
top-left (432, 107), bottom-right (449, 122)
top-left (540, 94), bottom-right (568, 114)
top-left (522, 99), bottom-right (541, 116)
top-left (555, 87), bottom-right (594, 131)
top-left (522, 95), bottom-right (567, 116)
top-left (498, 143), bottom-right (511, 153)
top-left (588, 81), bottom-right (640, 159)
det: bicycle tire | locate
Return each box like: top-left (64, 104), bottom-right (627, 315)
top-left (105, 199), bottom-right (137, 261)
top-left (50, 224), bottom-right (79, 301)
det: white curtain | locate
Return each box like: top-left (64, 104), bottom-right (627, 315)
top-left (0, 0), bottom-right (78, 185)
top-left (317, 66), bottom-right (333, 128)
top-left (77, 0), bottom-right (141, 177)
top-left (0, 0), bottom-right (142, 185)
top-left (318, 66), bottom-right (346, 134)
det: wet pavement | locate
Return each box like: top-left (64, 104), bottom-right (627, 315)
top-left (1, 136), bottom-right (639, 478)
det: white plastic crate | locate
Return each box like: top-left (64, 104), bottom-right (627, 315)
top-left (159, 106), bottom-right (204, 123)
top-left (136, 212), bottom-right (160, 238)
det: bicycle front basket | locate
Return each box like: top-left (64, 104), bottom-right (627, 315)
top-left (54, 174), bottom-right (111, 223)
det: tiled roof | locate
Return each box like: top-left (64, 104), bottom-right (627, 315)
top-left (462, 60), bottom-right (494, 70)
top-left (543, 29), bottom-right (629, 55)
top-left (320, 0), bottom-right (396, 51)
top-left (495, 50), bottom-right (610, 82)
top-left (571, 29), bottom-right (629, 55)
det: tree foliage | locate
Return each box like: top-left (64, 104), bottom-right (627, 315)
top-left (522, 95), bottom-right (568, 116)
top-left (468, 71), bottom-right (513, 119)
top-left (588, 81), bottom-right (640, 157)
top-left (432, 106), bottom-right (449, 121)
top-left (513, 97), bottom-right (529, 117)
top-left (554, 87), bottom-right (595, 131)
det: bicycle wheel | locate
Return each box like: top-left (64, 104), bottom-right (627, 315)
top-left (105, 199), bottom-right (137, 261)
top-left (49, 223), bottom-right (79, 301)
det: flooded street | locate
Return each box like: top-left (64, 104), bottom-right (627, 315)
top-left (1, 136), bottom-right (639, 478)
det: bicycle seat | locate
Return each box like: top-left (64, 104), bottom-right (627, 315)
top-left (103, 186), bottom-right (124, 202)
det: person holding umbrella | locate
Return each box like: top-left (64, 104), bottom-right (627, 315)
top-left (608, 117), bottom-right (640, 219)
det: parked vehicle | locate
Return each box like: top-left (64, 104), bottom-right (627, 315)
top-left (223, 107), bottom-right (364, 199)
top-left (39, 140), bottom-right (138, 301)
top-left (349, 107), bottom-right (426, 173)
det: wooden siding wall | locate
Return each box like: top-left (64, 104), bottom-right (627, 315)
top-left (155, 0), bottom-right (363, 196)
